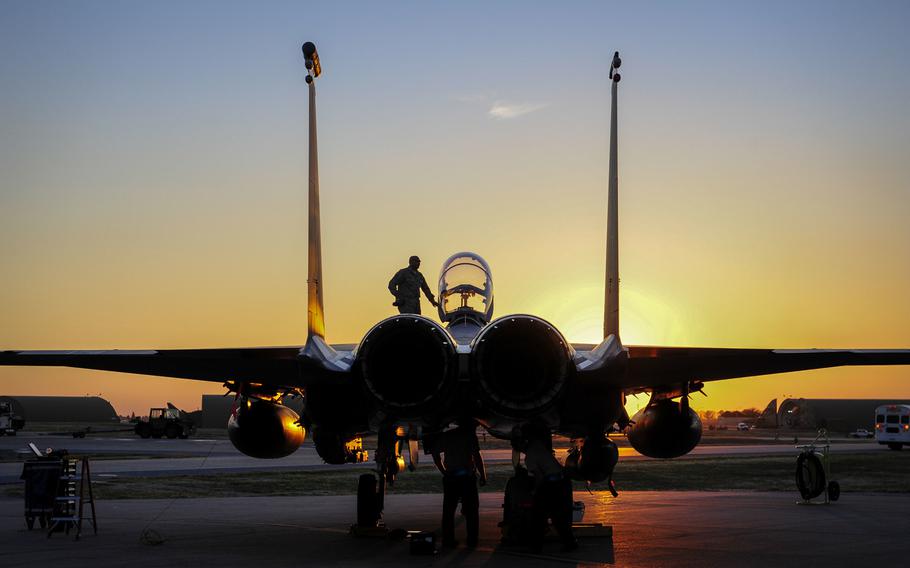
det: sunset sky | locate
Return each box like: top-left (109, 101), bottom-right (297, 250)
top-left (1, 1), bottom-right (909, 417)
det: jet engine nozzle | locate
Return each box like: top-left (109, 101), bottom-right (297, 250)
top-left (472, 315), bottom-right (571, 418)
top-left (627, 398), bottom-right (702, 458)
top-left (356, 315), bottom-right (457, 417)
top-left (228, 399), bottom-right (306, 459)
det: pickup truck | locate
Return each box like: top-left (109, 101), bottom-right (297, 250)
top-left (848, 428), bottom-right (874, 439)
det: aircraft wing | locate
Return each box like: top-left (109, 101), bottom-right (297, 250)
top-left (0, 346), bottom-right (353, 388)
top-left (618, 346), bottom-right (910, 391)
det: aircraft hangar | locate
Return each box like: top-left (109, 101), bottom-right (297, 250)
top-left (777, 398), bottom-right (910, 432)
top-left (0, 395), bottom-right (118, 423)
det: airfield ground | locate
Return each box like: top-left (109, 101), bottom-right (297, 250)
top-left (1, 428), bottom-right (908, 566)
top-left (2, 491), bottom-right (909, 567)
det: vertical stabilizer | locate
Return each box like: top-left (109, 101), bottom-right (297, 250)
top-left (304, 42), bottom-right (326, 341)
top-left (604, 51), bottom-right (621, 340)
top-left (756, 398), bottom-right (779, 428)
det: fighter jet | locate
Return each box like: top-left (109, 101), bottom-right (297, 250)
top-left (2, 43), bottom-right (909, 514)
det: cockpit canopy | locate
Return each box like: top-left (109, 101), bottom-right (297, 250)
top-left (437, 252), bottom-right (494, 324)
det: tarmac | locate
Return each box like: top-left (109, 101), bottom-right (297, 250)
top-left (0, 435), bottom-right (881, 482)
top-left (2, 490), bottom-right (908, 567)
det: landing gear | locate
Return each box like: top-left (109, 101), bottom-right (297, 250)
top-left (356, 473), bottom-right (382, 528)
top-left (351, 464), bottom-right (396, 533)
top-left (564, 433), bottom-right (619, 489)
top-left (352, 427), bottom-right (403, 533)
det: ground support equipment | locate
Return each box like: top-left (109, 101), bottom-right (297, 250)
top-left (795, 429), bottom-right (840, 505)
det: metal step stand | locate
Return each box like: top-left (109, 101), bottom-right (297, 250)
top-left (48, 457), bottom-right (97, 540)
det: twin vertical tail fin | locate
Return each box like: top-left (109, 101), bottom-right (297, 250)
top-left (303, 42), bottom-right (326, 344)
top-left (604, 51), bottom-right (622, 342)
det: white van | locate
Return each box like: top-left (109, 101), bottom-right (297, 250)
top-left (874, 404), bottom-right (910, 450)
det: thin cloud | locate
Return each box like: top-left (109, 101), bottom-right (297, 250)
top-left (488, 101), bottom-right (547, 120)
top-left (450, 93), bottom-right (546, 120)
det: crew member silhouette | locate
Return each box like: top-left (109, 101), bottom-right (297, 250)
top-left (431, 421), bottom-right (487, 548)
top-left (388, 255), bottom-right (439, 315)
top-left (521, 423), bottom-right (578, 553)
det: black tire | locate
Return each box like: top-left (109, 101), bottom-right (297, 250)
top-left (827, 480), bottom-right (840, 502)
top-left (795, 451), bottom-right (826, 500)
top-left (136, 424), bottom-right (152, 439)
top-left (888, 443), bottom-right (903, 451)
top-left (356, 473), bottom-right (379, 527)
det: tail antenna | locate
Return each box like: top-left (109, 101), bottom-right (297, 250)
top-left (604, 51), bottom-right (621, 340)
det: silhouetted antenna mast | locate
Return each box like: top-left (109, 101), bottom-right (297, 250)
top-left (303, 42), bottom-right (326, 341)
top-left (604, 51), bottom-right (621, 340)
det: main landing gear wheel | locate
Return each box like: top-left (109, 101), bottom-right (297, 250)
top-left (356, 473), bottom-right (381, 528)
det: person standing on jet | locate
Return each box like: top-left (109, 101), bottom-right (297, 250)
top-left (431, 421), bottom-right (487, 548)
top-left (388, 255), bottom-right (439, 315)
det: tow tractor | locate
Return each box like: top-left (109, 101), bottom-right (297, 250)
top-left (133, 404), bottom-right (196, 439)
top-left (67, 403), bottom-right (196, 439)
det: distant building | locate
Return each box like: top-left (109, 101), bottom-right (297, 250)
top-left (778, 398), bottom-right (910, 432)
top-left (0, 395), bottom-right (118, 423)
top-left (199, 394), bottom-right (304, 429)
top-left (754, 399), bottom-right (779, 428)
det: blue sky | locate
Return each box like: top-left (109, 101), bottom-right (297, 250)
top-left (1, 1), bottom-right (909, 413)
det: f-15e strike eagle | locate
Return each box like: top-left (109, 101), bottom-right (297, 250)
top-left (3, 44), bottom-right (908, 509)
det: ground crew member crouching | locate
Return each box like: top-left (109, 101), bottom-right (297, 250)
top-left (523, 427), bottom-right (578, 553)
top-left (431, 422), bottom-right (487, 548)
top-left (499, 465), bottom-right (535, 546)
top-left (388, 255), bottom-right (438, 315)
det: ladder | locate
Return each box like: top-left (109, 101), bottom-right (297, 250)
top-left (48, 457), bottom-right (97, 540)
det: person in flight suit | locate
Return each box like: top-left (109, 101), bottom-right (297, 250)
top-left (388, 255), bottom-right (439, 315)
top-left (431, 421), bottom-right (487, 548)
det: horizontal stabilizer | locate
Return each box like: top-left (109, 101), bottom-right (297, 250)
top-left (619, 346), bottom-right (910, 391)
top-left (0, 346), bottom-right (350, 387)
